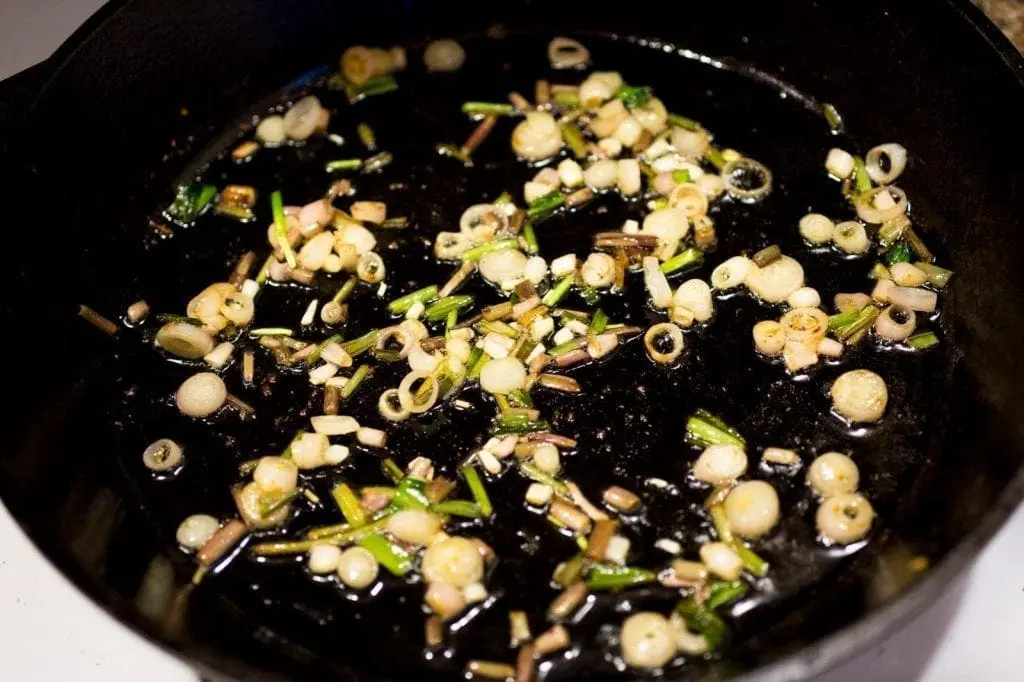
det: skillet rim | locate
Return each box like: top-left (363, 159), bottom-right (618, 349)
top-left (0, 1), bottom-right (1022, 680)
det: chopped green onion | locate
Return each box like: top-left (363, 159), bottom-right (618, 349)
top-left (675, 597), bottom-right (730, 652)
top-left (325, 159), bottom-right (362, 173)
top-left (734, 541), bottom-right (768, 577)
top-left (672, 169), bottom-right (692, 184)
top-left (908, 330), bottom-right (939, 349)
top-left (461, 466), bottom-right (494, 516)
top-left (388, 285), bottom-right (438, 314)
top-left (835, 305), bottom-right (880, 342)
top-left (508, 389), bottom-right (534, 408)
top-left (155, 313), bottom-right (201, 326)
top-left (705, 147), bottom-right (727, 170)
top-left (549, 337), bottom-right (586, 358)
top-left (340, 364), bottom-right (370, 399)
top-left (616, 85), bottom-right (652, 109)
top-left (308, 334), bottom-right (342, 363)
top-left (553, 91), bottom-right (580, 109)
top-left (255, 256), bottom-right (273, 285)
top-left (259, 489), bottom-right (300, 518)
top-left (341, 329), bottom-right (378, 356)
top-left (685, 410), bottom-right (745, 448)
top-left (358, 534), bottom-right (412, 576)
top-left (394, 476), bottom-right (430, 510)
top-left (852, 156), bottom-right (872, 194)
top-left (251, 516), bottom-right (391, 556)
top-left (431, 500), bottom-right (483, 518)
top-left (491, 415), bottom-right (551, 435)
top-left (349, 74), bottom-right (398, 101)
top-left (462, 238), bottom-right (518, 262)
top-left (903, 226), bottom-right (935, 263)
top-left (333, 276), bottom-right (358, 304)
top-left (331, 483), bottom-right (367, 527)
top-left (884, 242), bottom-right (912, 266)
top-left (467, 346), bottom-right (487, 378)
top-left (436, 142), bottom-right (471, 164)
top-left (660, 247), bottom-right (703, 275)
top-left (166, 183), bottom-right (217, 223)
top-left (381, 216), bottom-right (408, 229)
top-left (706, 580), bottom-right (750, 610)
top-left (522, 221), bottom-right (540, 254)
top-left (561, 123), bottom-right (588, 159)
top-left (494, 192), bottom-right (513, 205)
top-left (214, 202), bottom-right (255, 221)
top-left (915, 262), bottom-right (953, 288)
top-left (476, 320), bottom-right (519, 338)
top-left (585, 564), bottom-right (656, 590)
top-left (357, 122), bottom-right (375, 150)
top-left (248, 327), bottom-right (293, 337)
top-left (527, 191), bottom-right (566, 220)
top-left (462, 101), bottom-right (516, 116)
top-left (823, 103), bottom-right (843, 132)
top-left (362, 151), bottom-right (393, 173)
top-left (868, 262), bottom-right (891, 280)
top-left (542, 275), bottom-right (574, 307)
top-left (425, 295), bottom-right (474, 322)
top-left (588, 309), bottom-right (609, 335)
top-left (372, 348), bottom-right (403, 362)
top-left (668, 113), bottom-right (701, 131)
top-left (878, 215), bottom-right (910, 247)
top-left (270, 190), bottom-right (297, 268)
top-left (381, 458), bottom-right (404, 484)
top-left (828, 309), bottom-right (860, 331)
top-left (445, 308), bottom-right (458, 333)
top-left (519, 461), bottom-right (569, 496)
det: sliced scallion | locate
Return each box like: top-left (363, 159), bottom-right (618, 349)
top-left (908, 330), bottom-right (939, 349)
top-left (660, 248), bottom-right (703, 275)
top-left (461, 466), bottom-right (494, 516)
top-left (388, 285), bottom-right (439, 315)
top-left (585, 564), bottom-right (656, 590)
top-left (462, 101), bottom-right (515, 116)
top-left (358, 533), bottom-right (412, 576)
top-left (331, 482), bottom-right (367, 527)
top-left (425, 295), bottom-right (473, 322)
top-left (270, 190), bottom-right (297, 268)
top-left (340, 364), bottom-right (370, 399)
top-left (462, 238), bottom-right (518, 262)
top-left (685, 410), bottom-right (745, 448)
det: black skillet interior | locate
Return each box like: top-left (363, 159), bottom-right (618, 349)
top-left (2, 1), bottom-right (1024, 680)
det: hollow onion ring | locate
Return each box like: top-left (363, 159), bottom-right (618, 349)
top-left (378, 388), bottom-right (411, 422)
top-left (668, 183), bottom-right (709, 218)
top-left (779, 307), bottom-right (829, 344)
top-left (644, 323), bottom-right (685, 364)
top-left (375, 326), bottom-right (414, 359)
top-left (874, 305), bottom-right (917, 341)
top-left (865, 143), bottom-right (907, 185)
top-left (398, 371), bottom-right (440, 414)
top-left (547, 37), bottom-right (590, 69)
top-left (854, 186), bottom-right (908, 224)
top-left (721, 157), bottom-right (772, 203)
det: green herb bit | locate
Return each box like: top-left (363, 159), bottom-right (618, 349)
top-left (549, 337), bottom-right (586, 358)
top-left (362, 151), bottom-right (392, 173)
top-left (705, 580), bottom-right (750, 610)
top-left (827, 309), bottom-right (861, 332)
top-left (340, 364), bottom-right (370, 399)
top-left (561, 123), bottom-right (588, 159)
top-left (705, 147), bottom-right (727, 171)
top-left (446, 309), bottom-right (458, 333)
top-left (238, 459), bottom-right (259, 476)
top-left (308, 334), bottom-right (342, 363)
top-left (358, 534), bottom-right (412, 576)
top-left (349, 74), bottom-right (398, 102)
top-left (491, 415), bottom-right (551, 435)
top-left (675, 597), bottom-right (730, 652)
top-left (155, 313), bottom-right (201, 326)
top-left (735, 541), bottom-right (768, 577)
top-left (903, 226), bottom-right (935, 263)
top-left (436, 142), bottom-right (471, 165)
top-left (868, 262), bottom-right (891, 280)
top-left (585, 564), bottom-right (656, 591)
top-left (260, 489), bottom-right (300, 518)
top-left (553, 90), bottom-right (580, 109)
top-left (908, 330), bottom-right (940, 349)
top-left (542, 275), bottom-right (575, 307)
top-left (381, 458), bottom-right (404, 484)
top-left (425, 295), bottom-right (474, 322)
top-left (255, 256), bottom-right (273, 285)
top-left (462, 238), bottom-right (518, 262)
top-left (394, 476), bottom-right (430, 510)
top-left (325, 158), bottom-right (363, 173)
top-left (884, 242), bottom-right (912, 266)
top-left (252, 517), bottom-right (390, 556)
top-left (579, 287), bottom-right (600, 306)
top-left (822, 103), bottom-right (844, 132)
top-left (248, 327), bottom-right (293, 337)
top-left (616, 85), bottom-right (652, 109)
top-left (461, 466), bottom-right (494, 516)
top-left (341, 328), bottom-right (379, 356)
top-left (388, 285), bottom-right (439, 315)
top-left (685, 410), bottom-right (745, 448)
top-left (270, 190), bottom-right (297, 268)
top-left (431, 500), bottom-right (484, 518)
top-left (214, 202), bottom-right (255, 221)
top-left (915, 262), bottom-right (953, 288)
top-left (527, 191), bottom-right (566, 220)
top-left (649, 196), bottom-right (670, 211)
top-left (380, 216), bottom-right (408, 229)
top-left (508, 389), bottom-right (534, 409)
top-left (462, 101), bottom-right (516, 116)
top-left (333, 276), bottom-right (358, 304)
top-left (878, 215), bottom-right (910, 247)
top-left (660, 247), bottom-right (703, 275)
top-left (494, 394), bottom-right (512, 414)
top-left (332, 482), bottom-right (367, 527)
top-left (166, 183), bottom-right (217, 224)
top-left (588, 310), bottom-right (609, 335)
top-left (672, 169), bottom-right (692, 184)
top-left (522, 222), bottom-right (540, 254)
top-left (494, 192), bottom-right (513, 205)
top-left (476, 320), bottom-right (519, 338)
top-left (852, 156), bottom-right (872, 194)
top-left (835, 305), bottom-right (880, 342)
top-left (668, 113), bottom-right (702, 131)
top-left (519, 461), bottom-right (570, 497)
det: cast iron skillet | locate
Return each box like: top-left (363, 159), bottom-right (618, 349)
top-left (2, 0), bottom-right (1024, 680)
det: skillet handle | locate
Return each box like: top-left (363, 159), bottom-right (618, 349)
top-left (0, 59), bottom-right (53, 139)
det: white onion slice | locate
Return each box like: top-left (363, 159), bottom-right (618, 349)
top-left (479, 249), bottom-right (527, 286)
top-left (398, 371), bottom-right (439, 413)
top-left (888, 286), bottom-right (938, 313)
top-left (875, 305), bottom-right (917, 341)
top-left (460, 204), bottom-right (508, 242)
top-left (644, 323), bottom-right (685, 364)
top-left (548, 37), bottom-right (590, 69)
top-left (865, 143), bottom-right (907, 185)
top-left (643, 257), bottom-right (673, 309)
top-left (721, 157), bottom-right (772, 203)
top-left (854, 186), bottom-right (908, 224)
top-left (378, 388), bottom-right (411, 421)
top-left (745, 256), bottom-right (804, 303)
top-left (480, 357), bottom-right (527, 394)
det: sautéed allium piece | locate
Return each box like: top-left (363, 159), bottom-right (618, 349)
top-left (79, 36), bottom-right (952, 679)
